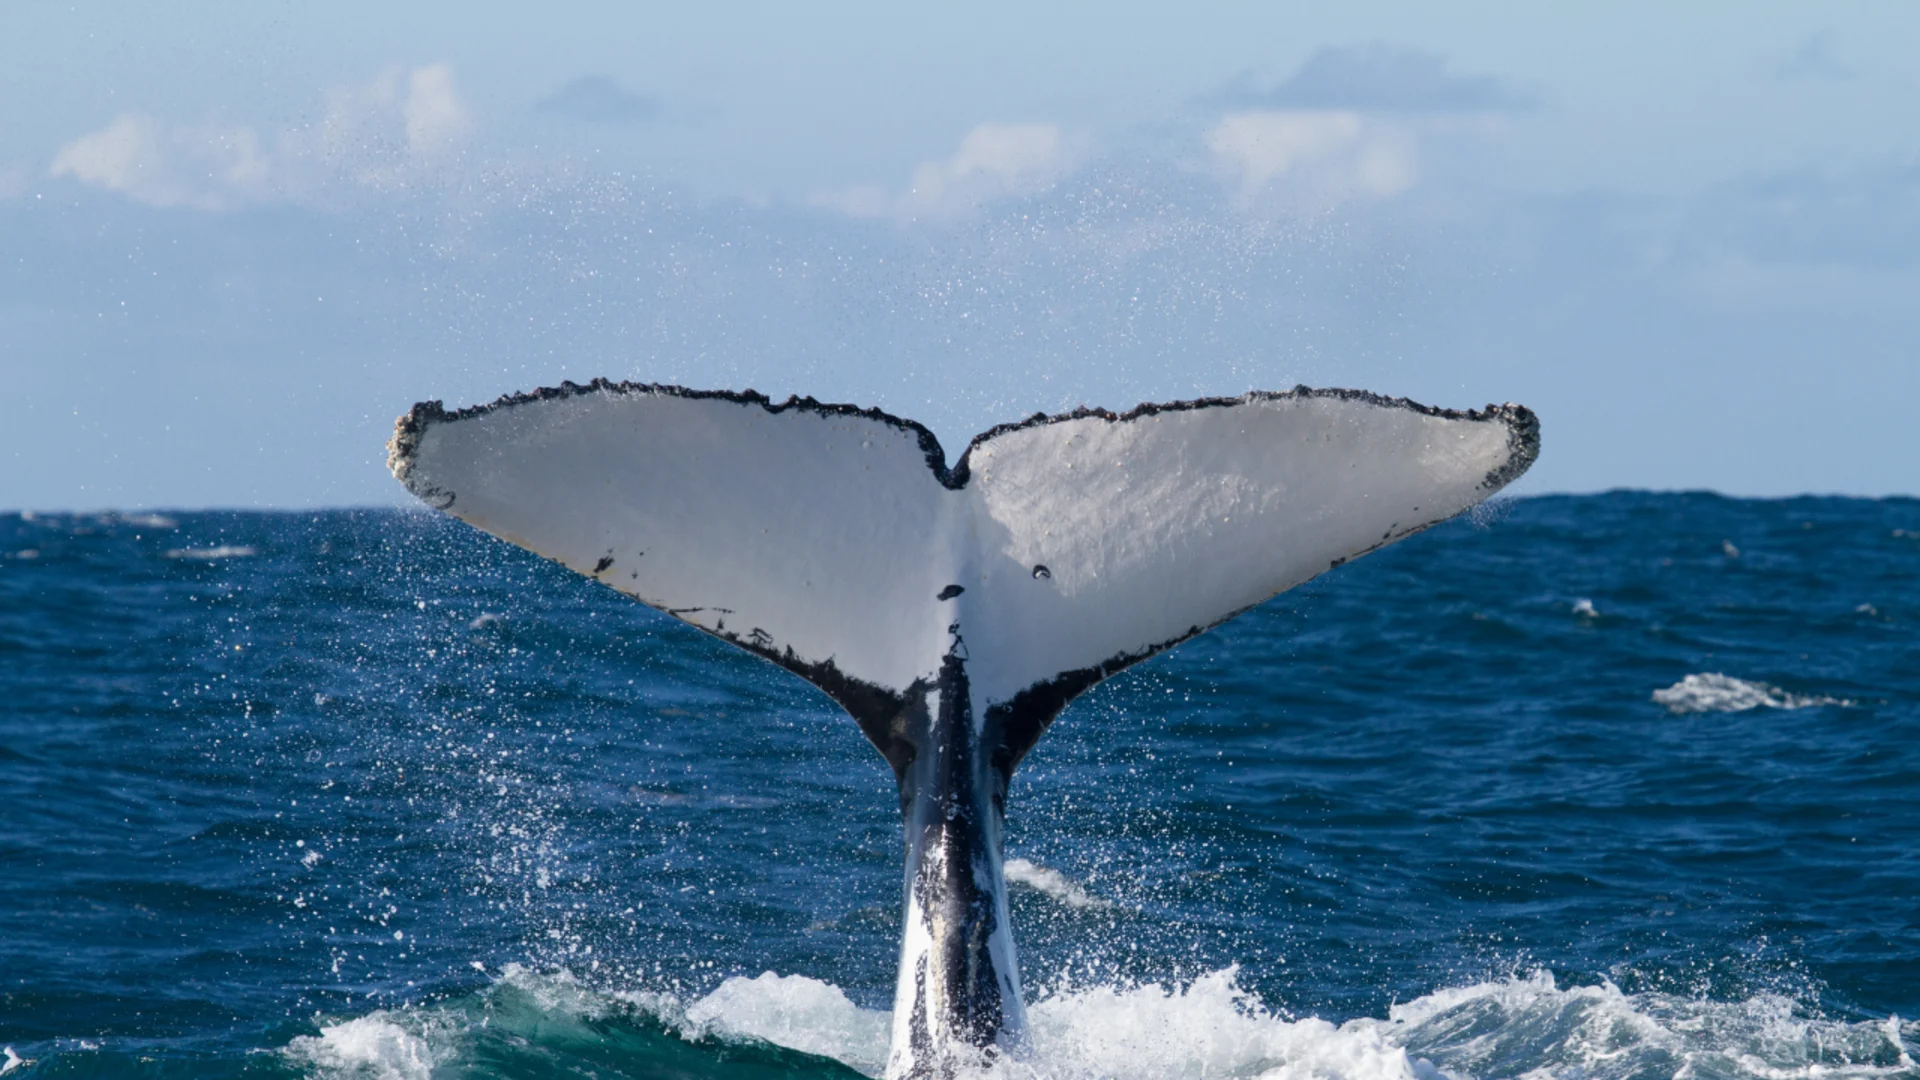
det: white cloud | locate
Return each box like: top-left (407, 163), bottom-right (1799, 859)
top-left (47, 64), bottom-right (472, 210)
top-left (1204, 109), bottom-right (1417, 210)
top-left (47, 115), bottom-right (269, 210)
top-left (402, 65), bottom-right (473, 156)
top-left (816, 122), bottom-right (1083, 221)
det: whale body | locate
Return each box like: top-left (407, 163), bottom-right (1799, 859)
top-left (387, 381), bottom-right (1539, 1078)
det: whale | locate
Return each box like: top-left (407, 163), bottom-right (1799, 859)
top-left (386, 380), bottom-right (1539, 1078)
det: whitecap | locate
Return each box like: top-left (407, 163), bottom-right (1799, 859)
top-left (283, 1013), bottom-right (442, 1080)
top-left (1383, 971), bottom-right (1914, 1080)
top-left (1652, 673), bottom-right (1850, 714)
top-left (1005, 857), bottom-right (1116, 910)
top-left (1572, 598), bottom-right (1598, 617)
top-left (1018, 968), bottom-right (1427, 1080)
top-left (164, 545), bottom-right (257, 560)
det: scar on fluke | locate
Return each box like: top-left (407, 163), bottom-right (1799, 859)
top-left (593, 556), bottom-right (615, 574)
top-left (937, 584), bottom-right (965, 601)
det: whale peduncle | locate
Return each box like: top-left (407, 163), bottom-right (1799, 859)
top-left (885, 651), bottom-right (1025, 1078)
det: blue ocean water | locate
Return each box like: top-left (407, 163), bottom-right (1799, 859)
top-left (2, 492), bottom-right (1915, 1079)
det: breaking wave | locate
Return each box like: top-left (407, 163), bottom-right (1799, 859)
top-left (279, 966), bottom-right (1916, 1080)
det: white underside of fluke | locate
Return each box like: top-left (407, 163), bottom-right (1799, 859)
top-left (387, 383), bottom-right (1537, 709)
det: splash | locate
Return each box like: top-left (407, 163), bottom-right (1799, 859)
top-left (1004, 857), bottom-right (1117, 911)
top-left (283, 1013), bottom-right (444, 1080)
top-left (682, 972), bottom-right (891, 1075)
top-left (1016, 968), bottom-right (1426, 1080)
top-left (282, 966), bottom-right (1917, 1080)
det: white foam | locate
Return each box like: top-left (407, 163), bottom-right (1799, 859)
top-left (684, 972), bottom-right (891, 1075)
top-left (163, 545), bottom-right (257, 560)
top-left (0, 1047), bottom-right (25, 1076)
top-left (1014, 968), bottom-right (1428, 1080)
top-left (1571, 598), bottom-right (1598, 617)
top-left (276, 965), bottom-right (1916, 1080)
top-left (1004, 857), bottom-right (1116, 910)
top-left (283, 1013), bottom-right (442, 1080)
top-left (1652, 673), bottom-right (1850, 714)
top-left (1383, 970), bottom-right (1914, 1080)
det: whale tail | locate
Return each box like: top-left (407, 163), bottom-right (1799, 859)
top-left (389, 380), bottom-right (1536, 771)
top-left (387, 380), bottom-right (1538, 1076)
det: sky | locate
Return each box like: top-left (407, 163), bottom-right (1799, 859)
top-left (2, 1), bottom-right (1916, 508)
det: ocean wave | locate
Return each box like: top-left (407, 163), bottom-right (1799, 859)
top-left (281, 966), bottom-right (1916, 1080)
top-left (1652, 673), bottom-right (1851, 714)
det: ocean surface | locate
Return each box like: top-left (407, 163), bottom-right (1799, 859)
top-left (3, 492), bottom-right (1916, 1079)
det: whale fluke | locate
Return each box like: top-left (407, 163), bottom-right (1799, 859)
top-left (388, 380), bottom-right (1538, 1078)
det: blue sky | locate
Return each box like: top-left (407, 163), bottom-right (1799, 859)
top-left (3, 1), bottom-right (1916, 507)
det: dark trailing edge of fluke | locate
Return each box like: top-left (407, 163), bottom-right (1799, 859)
top-left (389, 379), bottom-right (1539, 497)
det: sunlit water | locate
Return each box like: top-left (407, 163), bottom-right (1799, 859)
top-left (3, 493), bottom-right (1916, 1078)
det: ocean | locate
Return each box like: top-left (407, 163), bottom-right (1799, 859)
top-left (2, 491), bottom-right (1915, 1079)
